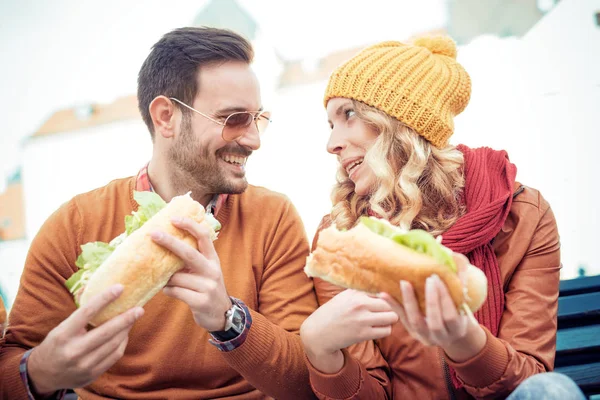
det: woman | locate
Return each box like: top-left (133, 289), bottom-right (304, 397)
top-left (300, 36), bottom-right (581, 399)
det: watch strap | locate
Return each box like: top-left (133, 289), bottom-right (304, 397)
top-left (208, 297), bottom-right (252, 351)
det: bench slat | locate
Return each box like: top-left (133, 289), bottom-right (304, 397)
top-left (560, 276), bottom-right (600, 296)
top-left (556, 324), bottom-right (600, 353)
top-left (554, 277), bottom-right (600, 396)
top-left (558, 292), bottom-right (600, 322)
top-left (554, 361), bottom-right (600, 392)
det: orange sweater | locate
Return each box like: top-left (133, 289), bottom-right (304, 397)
top-left (0, 177), bottom-right (318, 399)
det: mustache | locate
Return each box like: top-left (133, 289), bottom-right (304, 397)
top-left (216, 144), bottom-right (252, 158)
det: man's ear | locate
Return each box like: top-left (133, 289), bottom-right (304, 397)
top-left (149, 96), bottom-right (176, 139)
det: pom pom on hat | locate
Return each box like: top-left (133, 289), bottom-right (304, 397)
top-left (413, 35), bottom-right (457, 59)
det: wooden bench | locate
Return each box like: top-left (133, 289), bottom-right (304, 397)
top-left (555, 275), bottom-right (600, 399)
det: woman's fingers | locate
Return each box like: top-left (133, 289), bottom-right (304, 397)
top-left (400, 281), bottom-right (428, 334)
top-left (369, 311), bottom-right (399, 327)
top-left (436, 278), bottom-right (468, 337)
top-left (425, 275), bottom-right (449, 341)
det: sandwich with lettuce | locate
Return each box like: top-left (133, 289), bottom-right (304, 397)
top-left (66, 191), bottom-right (221, 326)
top-left (305, 216), bottom-right (487, 313)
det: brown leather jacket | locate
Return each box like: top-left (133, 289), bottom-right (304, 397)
top-left (307, 184), bottom-right (561, 400)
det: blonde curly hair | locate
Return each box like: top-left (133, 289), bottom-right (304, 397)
top-left (330, 100), bottom-right (466, 236)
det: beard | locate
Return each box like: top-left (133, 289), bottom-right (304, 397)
top-left (168, 114), bottom-right (251, 196)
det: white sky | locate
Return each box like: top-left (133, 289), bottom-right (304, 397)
top-left (0, 0), bottom-right (446, 187)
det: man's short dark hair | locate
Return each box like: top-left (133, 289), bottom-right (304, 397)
top-left (137, 27), bottom-right (254, 138)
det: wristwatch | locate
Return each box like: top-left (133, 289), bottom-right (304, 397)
top-left (210, 300), bottom-right (245, 341)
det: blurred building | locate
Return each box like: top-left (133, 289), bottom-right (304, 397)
top-left (0, 169), bottom-right (26, 307)
top-left (447, 0), bottom-right (551, 44)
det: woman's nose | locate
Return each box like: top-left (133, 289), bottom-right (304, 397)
top-left (327, 129), bottom-right (346, 155)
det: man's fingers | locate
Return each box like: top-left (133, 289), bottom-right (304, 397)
top-left (150, 231), bottom-right (210, 274)
top-left (83, 327), bottom-right (129, 369)
top-left (64, 284), bottom-right (124, 333)
top-left (171, 217), bottom-right (219, 262)
top-left (165, 272), bottom-right (216, 293)
top-left (88, 335), bottom-right (130, 380)
top-left (163, 286), bottom-right (207, 310)
top-left (82, 307), bottom-right (143, 351)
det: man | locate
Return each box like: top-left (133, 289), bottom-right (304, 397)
top-left (0, 27), bottom-right (318, 399)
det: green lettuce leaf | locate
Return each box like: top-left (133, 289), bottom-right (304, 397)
top-left (67, 241), bottom-right (116, 299)
top-left (74, 241), bottom-right (115, 270)
top-left (359, 216), bottom-right (456, 273)
top-left (65, 268), bottom-right (86, 292)
top-left (125, 191), bottom-right (167, 235)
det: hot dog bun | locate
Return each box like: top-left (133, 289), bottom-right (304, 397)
top-left (305, 220), bottom-right (487, 313)
top-left (79, 193), bottom-right (212, 326)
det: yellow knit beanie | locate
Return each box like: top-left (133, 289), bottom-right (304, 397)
top-left (324, 35), bottom-right (471, 148)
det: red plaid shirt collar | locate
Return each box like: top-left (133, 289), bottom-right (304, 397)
top-left (135, 163), bottom-right (228, 217)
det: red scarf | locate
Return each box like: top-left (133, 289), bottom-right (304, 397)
top-left (441, 145), bottom-right (517, 388)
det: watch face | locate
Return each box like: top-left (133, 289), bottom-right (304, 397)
top-left (230, 305), bottom-right (244, 332)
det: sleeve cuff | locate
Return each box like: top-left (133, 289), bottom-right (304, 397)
top-left (446, 326), bottom-right (510, 388)
top-left (306, 349), bottom-right (364, 399)
top-left (20, 349), bottom-right (68, 400)
top-left (208, 297), bottom-right (252, 352)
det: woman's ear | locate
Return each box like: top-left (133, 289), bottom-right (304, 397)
top-left (149, 96), bottom-right (176, 139)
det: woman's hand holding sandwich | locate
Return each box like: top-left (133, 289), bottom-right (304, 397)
top-left (151, 216), bottom-right (233, 332)
top-left (380, 253), bottom-right (487, 363)
top-left (300, 289), bottom-right (398, 374)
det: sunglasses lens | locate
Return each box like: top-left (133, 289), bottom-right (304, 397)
top-left (222, 112), bottom-right (271, 141)
top-left (226, 112), bottom-right (254, 128)
top-left (223, 113), bottom-right (253, 141)
top-left (256, 112), bottom-right (271, 134)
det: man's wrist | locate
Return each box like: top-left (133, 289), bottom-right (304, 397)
top-left (216, 296), bottom-right (234, 331)
top-left (24, 348), bottom-right (63, 399)
top-left (210, 298), bottom-right (245, 340)
top-left (208, 297), bottom-right (252, 351)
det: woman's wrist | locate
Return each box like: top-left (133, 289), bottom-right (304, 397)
top-left (305, 346), bottom-right (345, 374)
top-left (301, 324), bottom-right (345, 374)
top-left (443, 322), bottom-right (487, 363)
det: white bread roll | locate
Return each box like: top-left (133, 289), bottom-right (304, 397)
top-left (79, 193), bottom-right (209, 326)
top-left (305, 223), bottom-right (487, 313)
top-left (463, 264), bottom-right (487, 313)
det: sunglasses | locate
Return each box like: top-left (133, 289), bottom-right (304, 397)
top-left (169, 97), bottom-right (272, 142)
